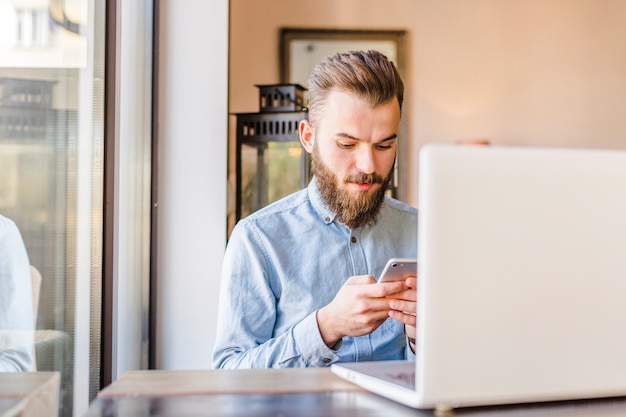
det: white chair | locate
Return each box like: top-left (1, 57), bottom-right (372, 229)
top-left (30, 265), bottom-right (73, 416)
top-left (30, 265), bottom-right (42, 371)
top-left (30, 266), bottom-right (41, 325)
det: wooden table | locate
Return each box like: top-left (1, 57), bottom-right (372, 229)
top-left (87, 368), bottom-right (626, 417)
top-left (0, 372), bottom-right (60, 417)
top-left (97, 368), bottom-right (362, 398)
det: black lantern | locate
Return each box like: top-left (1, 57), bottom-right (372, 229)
top-left (234, 84), bottom-right (309, 222)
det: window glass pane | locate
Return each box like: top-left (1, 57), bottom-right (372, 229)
top-left (0, 1), bottom-right (103, 416)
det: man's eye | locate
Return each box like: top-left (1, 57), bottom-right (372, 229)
top-left (338, 142), bottom-right (355, 149)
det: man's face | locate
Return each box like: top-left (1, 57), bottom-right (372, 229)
top-left (300, 89), bottom-right (401, 229)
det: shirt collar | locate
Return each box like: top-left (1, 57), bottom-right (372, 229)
top-left (307, 178), bottom-right (336, 225)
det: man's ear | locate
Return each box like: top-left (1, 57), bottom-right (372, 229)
top-left (299, 120), bottom-right (315, 153)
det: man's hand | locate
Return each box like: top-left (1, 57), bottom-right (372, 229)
top-left (387, 276), bottom-right (417, 350)
top-left (316, 275), bottom-right (408, 348)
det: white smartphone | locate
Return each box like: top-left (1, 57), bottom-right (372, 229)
top-left (378, 258), bottom-right (418, 282)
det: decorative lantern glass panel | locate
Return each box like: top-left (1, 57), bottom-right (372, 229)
top-left (234, 84), bottom-right (308, 222)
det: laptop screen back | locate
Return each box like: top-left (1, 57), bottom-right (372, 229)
top-left (417, 144), bottom-right (626, 407)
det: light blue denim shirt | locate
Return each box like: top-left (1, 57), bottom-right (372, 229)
top-left (212, 180), bottom-right (418, 369)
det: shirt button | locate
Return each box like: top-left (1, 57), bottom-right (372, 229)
top-left (325, 217), bottom-right (330, 222)
top-left (323, 358), bottom-right (331, 364)
top-left (351, 237), bottom-right (357, 243)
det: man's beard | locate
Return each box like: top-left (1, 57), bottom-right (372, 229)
top-left (312, 145), bottom-right (394, 229)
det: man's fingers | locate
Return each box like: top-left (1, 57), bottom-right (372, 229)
top-left (389, 309), bottom-right (417, 326)
top-left (345, 275), bottom-right (377, 285)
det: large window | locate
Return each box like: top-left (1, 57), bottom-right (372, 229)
top-left (0, 1), bottom-right (153, 416)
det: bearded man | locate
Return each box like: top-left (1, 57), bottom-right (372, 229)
top-left (213, 50), bottom-right (417, 369)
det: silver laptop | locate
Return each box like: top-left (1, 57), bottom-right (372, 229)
top-left (331, 144), bottom-right (626, 410)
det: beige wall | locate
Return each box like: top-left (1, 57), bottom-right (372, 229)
top-left (157, 0), bottom-right (228, 370)
top-left (230, 0), bottom-right (626, 206)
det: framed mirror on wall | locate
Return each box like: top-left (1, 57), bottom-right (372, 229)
top-left (279, 28), bottom-right (408, 201)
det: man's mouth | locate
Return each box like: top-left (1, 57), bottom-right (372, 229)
top-left (351, 182), bottom-right (376, 192)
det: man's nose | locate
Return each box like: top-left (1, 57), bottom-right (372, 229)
top-left (355, 147), bottom-right (375, 174)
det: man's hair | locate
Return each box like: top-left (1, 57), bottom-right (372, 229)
top-left (306, 50), bottom-right (404, 127)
